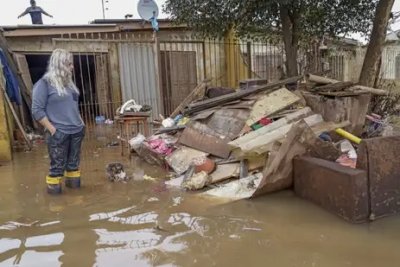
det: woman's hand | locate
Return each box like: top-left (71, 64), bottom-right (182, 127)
top-left (38, 117), bottom-right (56, 136)
top-left (49, 127), bottom-right (57, 136)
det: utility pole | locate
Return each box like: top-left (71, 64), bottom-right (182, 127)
top-left (101, 0), bottom-right (105, 19)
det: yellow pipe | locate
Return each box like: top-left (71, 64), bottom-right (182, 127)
top-left (335, 128), bottom-right (362, 144)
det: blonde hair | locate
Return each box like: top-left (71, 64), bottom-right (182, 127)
top-left (44, 49), bottom-right (79, 96)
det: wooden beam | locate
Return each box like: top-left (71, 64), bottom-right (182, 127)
top-left (349, 85), bottom-right (388, 96)
top-left (306, 73), bottom-right (339, 84)
top-left (312, 81), bottom-right (354, 92)
top-left (170, 80), bottom-right (209, 118)
top-left (2, 90), bottom-right (32, 150)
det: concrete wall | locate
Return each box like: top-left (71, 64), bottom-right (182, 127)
top-left (381, 45), bottom-right (400, 80)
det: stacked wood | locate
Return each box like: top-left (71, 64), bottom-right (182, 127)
top-left (184, 76), bottom-right (303, 115)
top-left (306, 74), bottom-right (388, 96)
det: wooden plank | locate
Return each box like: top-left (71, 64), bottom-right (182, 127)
top-left (2, 90), bottom-right (32, 150)
top-left (312, 81), bottom-right (354, 92)
top-left (185, 75), bottom-right (303, 115)
top-left (170, 81), bottom-right (208, 118)
top-left (209, 163), bottom-right (240, 184)
top-left (348, 85), bottom-right (388, 96)
top-left (14, 53), bottom-right (33, 98)
top-left (229, 107), bottom-right (312, 148)
top-left (306, 74), bottom-right (339, 84)
top-left (256, 121), bottom-right (310, 194)
top-left (238, 114), bottom-right (324, 154)
top-left (179, 126), bottom-right (231, 158)
top-left (318, 91), bottom-right (367, 97)
top-left (246, 88), bottom-right (300, 126)
top-left (252, 121), bottom-right (341, 197)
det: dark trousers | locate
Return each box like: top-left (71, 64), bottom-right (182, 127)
top-left (46, 128), bottom-right (85, 177)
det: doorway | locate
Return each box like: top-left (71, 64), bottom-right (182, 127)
top-left (24, 53), bottom-right (112, 124)
top-left (160, 51), bottom-right (198, 115)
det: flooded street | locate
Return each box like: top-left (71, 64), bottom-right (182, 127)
top-left (1, 138), bottom-right (400, 267)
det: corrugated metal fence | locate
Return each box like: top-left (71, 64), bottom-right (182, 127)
top-left (119, 43), bottom-right (161, 120)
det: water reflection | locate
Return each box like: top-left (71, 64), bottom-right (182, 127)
top-left (0, 239), bottom-right (21, 254)
top-left (89, 206), bottom-right (135, 222)
top-left (1, 138), bottom-right (400, 266)
top-left (25, 233), bottom-right (64, 248)
top-left (94, 227), bottom-right (188, 267)
top-left (1, 251), bottom-right (63, 267)
top-left (0, 233), bottom-right (64, 267)
top-left (108, 212), bottom-right (158, 226)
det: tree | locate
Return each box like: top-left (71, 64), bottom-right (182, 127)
top-left (359, 0), bottom-right (395, 87)
top-left (164, 0), bottom-right (377, 77)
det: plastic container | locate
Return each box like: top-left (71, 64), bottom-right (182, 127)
top-left (95, 115), bottom-right (106, 125)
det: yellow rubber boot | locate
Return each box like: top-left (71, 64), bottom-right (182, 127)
top-left (46, 176), bottom-right (63, 194)
top-left (64, 170), bottom-right (81, 189)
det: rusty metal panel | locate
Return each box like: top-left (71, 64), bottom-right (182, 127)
top-left (294, 157), bottom-right (369, 223)
top-left (119, 43), bottom-right (161, 120)
top-left (357, 136), bottom-right (400, 220)
top-left (178, 126), bottom-right (231, 159)
top-left (193, 109), bottom-right (250, 141)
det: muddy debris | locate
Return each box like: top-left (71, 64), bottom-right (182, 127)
top-left (124, 75), bottom-right (400, 223)
top-left (106, 162), bottom-right (130, 182)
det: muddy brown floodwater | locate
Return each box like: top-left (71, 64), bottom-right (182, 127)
top-left (1, 136), bottom-right (400, 267)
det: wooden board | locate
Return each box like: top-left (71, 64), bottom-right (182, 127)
top-left (14, 53), bottom-right (33, 98)
top-left (251, 120), bottom-right (340, 197)
top-left (209, 163), bottom-right (240, 184)
top-left (229, 107), bottom-right (312, 148)
top-left (246, 88), bottom-right (300, 126)
top-left (318, 91), bottom-right (367, 97)
top-left (239, 114), bottom-right (323, 154)
top-left (185, 76), bottom-right (303, 115)
top-left (179, 126), bottom-right (231, 158)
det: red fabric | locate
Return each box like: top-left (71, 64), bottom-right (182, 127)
top-left (259, 117), bottom-right (272, 126)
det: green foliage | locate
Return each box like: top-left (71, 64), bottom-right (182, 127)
top-left (163, 0), bottom-right (378, 40)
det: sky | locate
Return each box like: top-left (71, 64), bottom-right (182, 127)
top-left (0, 0), bottom-right (167, 25)
top-left (1, 0), bottom-right (400, 33)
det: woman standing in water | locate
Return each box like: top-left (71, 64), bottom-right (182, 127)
top-left (32, 49), bottom-right (85, 194)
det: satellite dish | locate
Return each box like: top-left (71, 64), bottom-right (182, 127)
top-left (138, 0), bottom-right (159, 21)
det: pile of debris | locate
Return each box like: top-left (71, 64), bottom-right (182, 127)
top-left (130, 74), bottom-right (391, 200)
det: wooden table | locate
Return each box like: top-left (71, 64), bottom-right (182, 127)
top-left (115, 114), bottom-right (150, 156)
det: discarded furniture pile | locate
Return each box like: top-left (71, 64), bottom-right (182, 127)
top-left (130, 74), bottom-right (400, 223)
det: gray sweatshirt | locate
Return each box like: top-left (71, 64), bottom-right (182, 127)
top-left (32, 78), bottom-right (84, 134)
